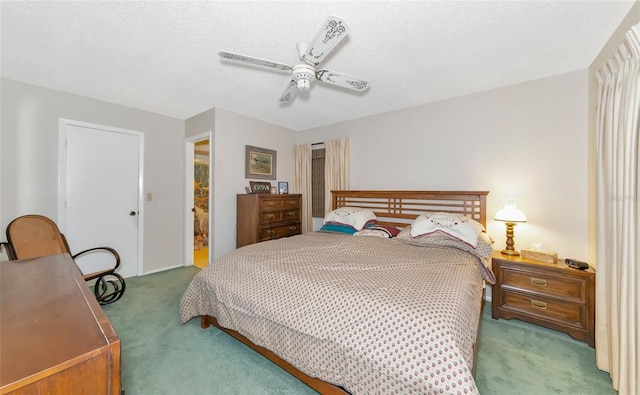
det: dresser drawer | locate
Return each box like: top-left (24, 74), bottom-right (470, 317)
top-left (260, 223), bottom-right (301, 240)
top-left (502, 290), bottom-right (587, 329)
top-left (260, 211), bottom-right (283, 223)
top-left (260, 209), bottom-right (300, 225)
top-left (501, 267), bottom-right (587, 303)
top-left (260, 197), bottom-right (300, 211)
top-left (237, 194), bottom-right (302, 248)
top-left (281, 198), bottom-right (300, 209)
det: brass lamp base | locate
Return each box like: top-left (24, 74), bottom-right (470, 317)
top-left (501, 221), bottom-right (520, 256)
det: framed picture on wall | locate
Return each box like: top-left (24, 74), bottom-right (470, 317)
top-left (245, 145), bottom-right (276, 180)
top-left (278, 182), bottom-right (288, 194)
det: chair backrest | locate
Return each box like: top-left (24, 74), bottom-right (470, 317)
top-left (6, 215), bottom-right (71, 260)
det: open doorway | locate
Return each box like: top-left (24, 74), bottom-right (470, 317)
top-left (193, 139), bottom-right (210, 269)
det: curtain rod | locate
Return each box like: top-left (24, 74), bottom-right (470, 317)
top-left (311, 142), bottom-right (323, 146)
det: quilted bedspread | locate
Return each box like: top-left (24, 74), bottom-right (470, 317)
top-left (180, 232), bottom-right (488, 394)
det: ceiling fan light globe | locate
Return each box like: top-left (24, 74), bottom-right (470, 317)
top-left (297, 79), bottom-right (310, 91)
top-left (291, 64), bottom-right (315, 92)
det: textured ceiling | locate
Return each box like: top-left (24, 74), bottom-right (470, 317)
top-left (1, 1), bottom-right (635, 131)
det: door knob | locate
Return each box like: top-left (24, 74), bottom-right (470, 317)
top-left (129, 211), bottom-right (137, 216)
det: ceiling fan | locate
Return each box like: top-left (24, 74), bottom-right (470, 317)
top-left (218, 15), bottom-right (370, 103)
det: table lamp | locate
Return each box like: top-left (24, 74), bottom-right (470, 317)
top-left (495, 202), bottom-right (527, 256)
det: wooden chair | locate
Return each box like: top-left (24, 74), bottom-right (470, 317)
top-left (3, 215), bottom-right (126, 305)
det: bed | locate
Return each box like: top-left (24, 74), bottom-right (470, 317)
top-left (180, 190), bottom-right (493, 394)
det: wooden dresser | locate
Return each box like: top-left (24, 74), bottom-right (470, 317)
top-left (1, 253), bottom-right (121, 394)
top-left (491, 251), bottom-right (595, 347)
top-left (237, 193), bottom-right (302, 248)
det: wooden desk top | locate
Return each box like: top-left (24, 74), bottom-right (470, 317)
top-left (0, 253), bottom-right (119, 391)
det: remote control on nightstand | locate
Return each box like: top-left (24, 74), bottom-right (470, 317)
top-left (565, 258), bottom-right (589, 270)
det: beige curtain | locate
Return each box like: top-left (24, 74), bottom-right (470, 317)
top-left (293, 144), bottom-right (313, 233)
top-left (595, 23), bottom-right (640, 395)
top-left (324, 138), bottom-right (350, 214)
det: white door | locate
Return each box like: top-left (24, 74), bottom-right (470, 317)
top-left (59, 120), bottom-right (142, 278)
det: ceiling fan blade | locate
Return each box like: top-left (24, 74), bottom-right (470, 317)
top-left (302, 15), bottom-right (350, 66)
top-left (316, 70), bottom-right (370, 91)
top-left (279, 80), bottom-right (298, 103)
top-left (218, 51), bottom-right (292, 71)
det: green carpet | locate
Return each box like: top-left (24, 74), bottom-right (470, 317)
top-left (102, 267), bottom-right (616, 394)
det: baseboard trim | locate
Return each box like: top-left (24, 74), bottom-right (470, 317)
top-left (141, 264), bottom-right (186, 276)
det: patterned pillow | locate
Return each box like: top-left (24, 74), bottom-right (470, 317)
top-left (410, 212), bottom-right (485, 247)
top-left (369, 224), bottom-right (402, 237)
top-left (397, 226), bottom-right (494, 259)
top-left (323, 207), bottom-right (376, 231)
top-left (396, 227), bottom-right (496, 283)
top-left (354, 226), bottom-right (398, 238)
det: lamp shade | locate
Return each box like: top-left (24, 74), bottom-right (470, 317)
top-left (495, 203), bottom-right (527, 223)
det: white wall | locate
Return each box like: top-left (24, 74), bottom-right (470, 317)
top-left (187, 108), bottom-right (296, 259)
top-left (0, 69), bottom-right (592, 269)
top-left (296, 70), bottom-right (589, 261)
top-left (0, 78), bottom-right (185, 274)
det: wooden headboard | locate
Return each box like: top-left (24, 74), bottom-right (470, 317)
top-left (332, 190), bottom-right (489, 227)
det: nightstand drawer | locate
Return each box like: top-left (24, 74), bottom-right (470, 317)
top-left (260, 223), bottom-right (301, 240)
top-left (502, 291), bottom-right (587, 329)
top-left (502, 268), bottom-right (587, 303)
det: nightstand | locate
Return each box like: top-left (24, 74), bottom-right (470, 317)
top-left (491, 251), bottom-right (595, 347)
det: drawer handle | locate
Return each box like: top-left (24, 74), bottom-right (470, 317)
top-left (530, 278), bottom-right (547, 287)
top-left (267, 214), bottom-right (275, 219)
top-left (288, 211), bottom-right (297, 216)
top-left (266, 202), bottom-right (275, 206)
top-left (289, 226), bottom-right (297, 231)
top-left (267, 230), bottom-right (275, 235)
top-left (531, 300), bottom-right (548, 310)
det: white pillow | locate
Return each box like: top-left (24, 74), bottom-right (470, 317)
top-left (323, 207), bottom-right (376, 231)
top-left (410, 212), bottom-right (484, 247)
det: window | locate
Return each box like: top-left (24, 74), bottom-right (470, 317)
top-left (311, 148), bottom-right (325, 217)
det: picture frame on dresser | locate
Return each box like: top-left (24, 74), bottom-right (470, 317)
top-left (245, 145), bottom-right (276, 180)
top-left (278, 181), bottom-right (288, 194)
top-left (249, 181), bottom-right (271, 194)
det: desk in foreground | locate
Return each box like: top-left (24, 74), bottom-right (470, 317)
top-left (0, 253), bottom-right (121, 395)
